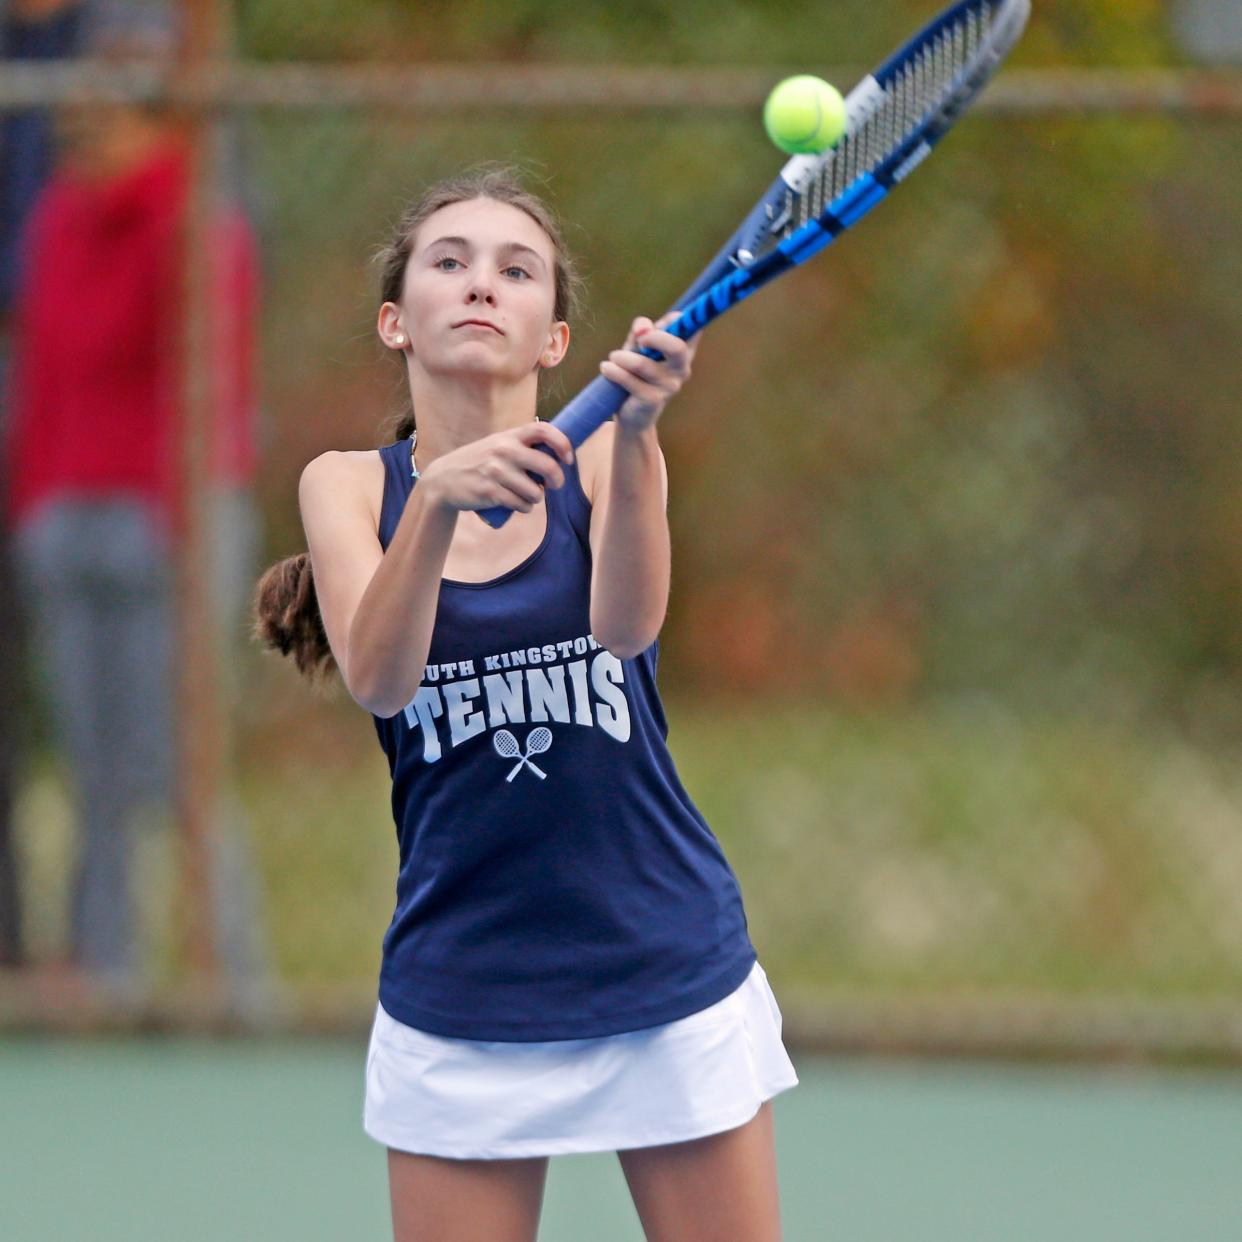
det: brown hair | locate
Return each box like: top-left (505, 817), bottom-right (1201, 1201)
top-left (252, 165), bottom-right (584, 686)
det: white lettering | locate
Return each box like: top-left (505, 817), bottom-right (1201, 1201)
top-left (402, 686), bottom-right (446, 762)
top-left (404, 637), bottom-right (630, 764)
top-left (590, 651), bottom-right (631, 742)
top-left (567, 658), bottom-right (594, 726)
top-left (444, 679), bottom-right (485, 747)
top-left (528, 665), bottom-right (571, 724)
top-left (482, 671), bottom-right (526, 728)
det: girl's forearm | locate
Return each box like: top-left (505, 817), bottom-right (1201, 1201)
top-left (348, 481), bottom-right (458, 718)
top-left (590, 423), bottom-right (670, 658)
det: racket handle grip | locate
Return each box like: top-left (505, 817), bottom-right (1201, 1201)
top-left (476, 375), bottom-right (630, 529)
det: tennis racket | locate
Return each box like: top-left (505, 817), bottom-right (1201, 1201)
top-left (479, 0), bottom-right (1030, 528)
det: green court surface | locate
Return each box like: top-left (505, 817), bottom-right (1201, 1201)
top-left (2, 1038), bottom-right (1238, 1241)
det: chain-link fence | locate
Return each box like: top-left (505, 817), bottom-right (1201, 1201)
top-left (3, 0), bottom-right (1242, 1058)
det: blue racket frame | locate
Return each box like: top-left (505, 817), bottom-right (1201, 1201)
top-left (479, 0), bottom-right (1029, 527)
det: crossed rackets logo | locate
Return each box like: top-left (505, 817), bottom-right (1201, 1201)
top-left (492, 727), bottom-right (553, 782)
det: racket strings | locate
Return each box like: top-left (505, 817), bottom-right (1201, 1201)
top-left (493, 730), bottom-right (520, 758)
top-left (782, 0), bottom-right (994, 240)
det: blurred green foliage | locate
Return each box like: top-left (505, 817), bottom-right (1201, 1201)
top-left (241, 88), bottom-right (1242, 735)
top-left (223, 0), bottom-right (1242, 730)
top-left (16, 0), bottom-right (1242, 1023)
top-left (235, 0), bottom-right (1177, 67)
top-left (224, 4), bottom-right (1242, 1005)
top-left (239, 698), bottom-right (1242, 997)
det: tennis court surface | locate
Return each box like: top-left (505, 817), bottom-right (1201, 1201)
top-left (3, 1039), bottom-right (1238, 1240)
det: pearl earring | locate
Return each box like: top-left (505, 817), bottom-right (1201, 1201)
top-left (394, 335), bottom-right (405, 345)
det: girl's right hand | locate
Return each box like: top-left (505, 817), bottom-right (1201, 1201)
top-left (417, 421), bottom-right (575, 515)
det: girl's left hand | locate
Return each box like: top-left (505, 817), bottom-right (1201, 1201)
top-left (600, 312), bottom-right (701, 432)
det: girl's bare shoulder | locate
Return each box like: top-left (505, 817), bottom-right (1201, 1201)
top-left (571, 422), bottom-right (667, 508)
top-left (571, 421), bottom-right (617, 506)
top-left (302, 447), bottom-right (387, 533)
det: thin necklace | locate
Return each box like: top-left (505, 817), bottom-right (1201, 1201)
top-left (409, 419), bottom-right (542, 481)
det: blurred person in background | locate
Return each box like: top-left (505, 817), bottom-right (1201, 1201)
top-left (0, 0), bottom-right (92, 973)
top-left (2, 0), bottom-right (275, 1016)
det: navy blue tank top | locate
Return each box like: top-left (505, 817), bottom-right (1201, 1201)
top-left (370, 433), bottom-right (756, 1040)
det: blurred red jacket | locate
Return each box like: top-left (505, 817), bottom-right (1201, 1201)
top-left (3, 136), bottom-right (259, 541)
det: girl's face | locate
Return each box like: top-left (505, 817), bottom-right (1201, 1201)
top-left (386, 197), bottom-right (568, 384)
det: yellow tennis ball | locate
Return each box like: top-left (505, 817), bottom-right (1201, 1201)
top-left (763, 75), bottom-right (847, 155)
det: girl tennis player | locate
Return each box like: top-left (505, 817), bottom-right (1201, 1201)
top-left (255, 166), bottom-right (798, 1242)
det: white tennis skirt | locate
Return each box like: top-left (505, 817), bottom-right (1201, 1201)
top-left (363, 959), bottom-right (799, 1160)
